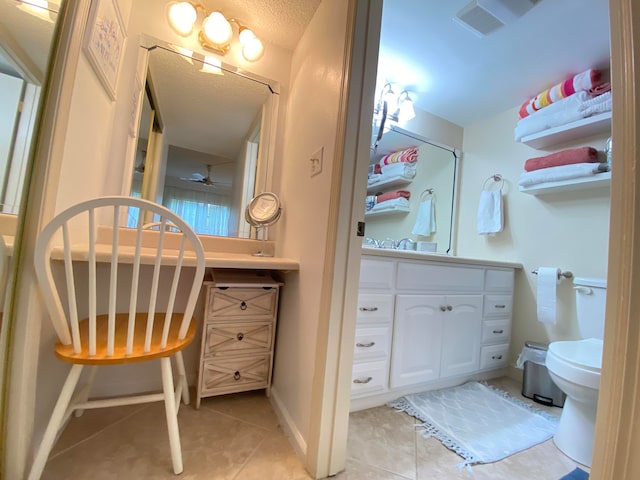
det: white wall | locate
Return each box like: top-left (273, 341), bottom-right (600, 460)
top-left (271, 0), bottom-right (350, 454)
top-left (456, 106), bottom-right (611, 375)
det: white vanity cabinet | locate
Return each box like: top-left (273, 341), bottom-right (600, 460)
top-left (352, 252), bottom-right (517, 409)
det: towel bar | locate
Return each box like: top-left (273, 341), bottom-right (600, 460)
top-left (531, 269), bottom-right (573, 280)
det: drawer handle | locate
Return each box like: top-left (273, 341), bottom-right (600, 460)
top-left (237, 333), bottom-right (244, 341)
top-left (491, 354), bottom-right (503, 360)
top-left (440, 305), bottom-right (447, 312)
top-left (447, 305), bottom-right (453, 311)
top-left (359, 306), bottom-right (378, 312)
top-left (356, 341), bottom-right (375, 348)
top-left (234, 371), bottom-right (241, 380)
top-left (494, 304), bottom-right (506, 309)
top-left (240, 301), bottom-right (248, 311)
top-left (353, 377), bottom-right (373, 384)
top-left (492, 329), bottom-right (504, 334)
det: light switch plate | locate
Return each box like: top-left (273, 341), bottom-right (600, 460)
top-left (310, 146), bottom-right (323, 177)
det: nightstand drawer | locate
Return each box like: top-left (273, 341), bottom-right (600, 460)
top-left (200, 354), bottom-right (270, 395)
top-left (481, 319), bottom-right (511, 345)
top-left (204, 322), bottom-right (273, 356)
top-left (207, 287), bottom-right (277, 320)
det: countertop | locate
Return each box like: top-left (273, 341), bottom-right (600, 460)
top-left (361, 246), bottom-right (522, 269)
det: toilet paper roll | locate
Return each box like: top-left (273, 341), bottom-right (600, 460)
top-left (536, 267), bottom-right (561, 325)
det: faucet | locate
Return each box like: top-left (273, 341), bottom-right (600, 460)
top-left (397, 238), bottom-right (416, 250)
top-left (381, 237), bottom-right (398, 249)
top-left (364, 237), bottom-right (382, 248)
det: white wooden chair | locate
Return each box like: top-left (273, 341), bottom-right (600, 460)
top-left (28, 196), bottom-right (205, 479)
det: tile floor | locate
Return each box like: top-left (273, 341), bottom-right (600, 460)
top-left (40, 377), bottom-right (588, 479)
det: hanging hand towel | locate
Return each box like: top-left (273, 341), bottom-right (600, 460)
top-left (477, 190), bottom-right (503, 235)
top-left (412, 198), bottom-right (436, 236)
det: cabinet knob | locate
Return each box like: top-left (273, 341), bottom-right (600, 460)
top-left (234, 371), bottom-right (241, 380)
top-left (359, 306), bottom-right (378, 312)
top-left (446, 305), bottom-right (453, 311)
top-left (494, 304), bottom-right (506, 309)
top-left (237, 332), bottom-right (245, 341)
top-left (356, 341), bottom-right (375, 348)
top-left (440, 305), bottom-right (447, 312)
top-left (353, 377), bottom-right (373, 384)
top-left (491, 354), bottom-right (503, 360)
top-left (240, 301), bottom-right (247, 310)
top-left (492, 329), bottom-right (504, 334)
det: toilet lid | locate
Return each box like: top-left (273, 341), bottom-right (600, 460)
top-left (548, 338), bottom-right (603, 372)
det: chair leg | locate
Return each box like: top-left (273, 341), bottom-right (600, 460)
top-left (174, 351), bottom-right (190, 406)
top-left (161, 357), bottom-right (183, 475)
top-left (74, 365), bottom-right (98, 418)
top-left (28, 364), bottom-right (84, 480)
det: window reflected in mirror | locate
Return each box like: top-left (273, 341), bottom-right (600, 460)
top-left (130, 43), bottom-right (279, 238)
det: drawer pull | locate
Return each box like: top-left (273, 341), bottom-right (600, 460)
top-left (356, 341), bottom-right (375, 348)
top-left (447, 305), bottom-right (453, 311)
top-left (492, 329), bottom-right (504, 334)
top-left (440, 305), bottom-right (447, 312)
top-left (353, 377), bottom-right (373, 384)
top-left (234, 371), bottom-right (241, 380)
top-left (236, 333), bottom-right (244, 341)
top-left (494, 304), bottom-right (506, 309)
top-left (491, 354), bottom-right (503, 360)
top-left (240, 301), bottom-right (247, 311)
top-left (359, 306), bottom-right (378, 312)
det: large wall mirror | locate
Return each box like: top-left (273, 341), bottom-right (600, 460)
top-left (130, 40), bottom-right (279, 239)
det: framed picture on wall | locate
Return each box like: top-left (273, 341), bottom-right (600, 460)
top-left (83, 0), bottom-right (126, 100)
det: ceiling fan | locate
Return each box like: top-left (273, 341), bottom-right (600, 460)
top-left (181, 164), bottom-right (231, 187)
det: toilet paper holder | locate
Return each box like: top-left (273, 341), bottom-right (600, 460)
top-left (531, 269), bottom-right (573, 280)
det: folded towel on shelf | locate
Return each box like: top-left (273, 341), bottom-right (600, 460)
top-left (367, 174), bottom-right (383, 186)
top-left (477, 190), bottom-right (503, 235)
top-left (379, 147), bottom-right (418, 166)
top-left (588, 81), bottom-right (611, 96)
top-left (412, 198), bottom-right (436, 236)
top-left (519, 69), bottom-right (601, 119)
top-left (514, 91), bottom-right (611, 141)
top-left (365, 195), bottom-right (377, 211)
top-left (518, 163), bottom-right (604, 187)
top-left (376, 189), bottom-right (411, 203)
top-left (369, 197), bottom-right (410, 211)
top-left (381, 161), bottom-right (417, 178)
top-left (524, 147), bottom-right (599, 172)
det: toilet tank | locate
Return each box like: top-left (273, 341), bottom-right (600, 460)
top-left (574, 277), bottom-right (607, 339)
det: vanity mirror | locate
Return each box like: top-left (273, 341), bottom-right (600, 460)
top-left (131, 40), bottom-right (279, 239)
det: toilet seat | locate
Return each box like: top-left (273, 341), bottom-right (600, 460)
top-left (546, 338), bottom-right (602, 390)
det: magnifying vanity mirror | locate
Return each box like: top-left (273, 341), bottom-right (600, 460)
top-left (130, 39), bottom-right (279, 239)
top-left (244, 192), bottom-right (282, 257)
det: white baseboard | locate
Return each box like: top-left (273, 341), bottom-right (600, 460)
top-left (269, 387), bottom-right (307, 459)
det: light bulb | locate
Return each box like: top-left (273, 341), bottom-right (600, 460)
top-left (238, 27), bottom-right (264, 61)
top-left (202, 11), bottom-right (232, 47)
top-left (167, 2), bottom-right (197, 36)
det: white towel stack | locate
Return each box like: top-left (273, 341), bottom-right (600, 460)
top-left (477, 190), bottom-right (503, 235)
top-left (412, 198), bottom-right (436, 236)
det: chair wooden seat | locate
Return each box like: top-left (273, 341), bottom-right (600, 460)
top-left (55, 313), bottom-right (196, 365)
top-left (28, 196), bottom-right (205, 480)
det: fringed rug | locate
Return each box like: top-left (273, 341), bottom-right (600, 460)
top-left (389, 381), bottom-right (558, 469)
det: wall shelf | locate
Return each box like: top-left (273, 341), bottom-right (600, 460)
top-left (365, 204), bottom-right (411, 217)
top-left (519, 171), bottom-right (611, 195)
top-left (520, 111), bottom-right (612, 149)
top-left (367, 174), bottom-right (414, 194)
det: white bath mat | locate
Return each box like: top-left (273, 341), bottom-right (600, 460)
top-left (389, 381), bottom-right (558, 468)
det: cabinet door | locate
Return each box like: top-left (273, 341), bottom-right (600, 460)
top-left (390, 295), bottom-right (443, 388)
top-left (440, 295), bottom-right (483, 378)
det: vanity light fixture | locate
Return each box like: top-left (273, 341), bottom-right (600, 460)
top-left (166, 2), bottom-right (265, 62)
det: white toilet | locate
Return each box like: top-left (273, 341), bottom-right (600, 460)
top-left (546, 277), bottom-right (606, 467)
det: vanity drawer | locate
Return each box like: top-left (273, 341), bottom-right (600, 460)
top-left (485, 269), bottom-right (514, 292)
top-left (203, 322), bottom-right (273, 357)
top-left (200, 354), bottom-right (270, 395)
top-left (207, 287), bottom-right (277, 320)
top-left (483, 294), bottom-right (513, 317)
top-left (356, 294), bottom-right (393, 325)
top-left (480, 344), bottom-right (510, 369)
top-left (396, 261), bottom-right (484, 292)
top-left (351, 360), bottom-right (389, 397)
top-left (481, 319), bottom-right (511, 345)
top-left (353, 325), bottom-right (392, 361)
top-left (359, 258), bottom-right (396, 290)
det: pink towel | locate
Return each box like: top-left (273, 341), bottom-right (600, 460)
top-left (379, 147), bottom-right (418, 166)
top-left (524, 147), bottom-right (599, 172)
top-left (588, 82), bottom-right (611, 96)
top-left (519, 69), bottom-right (601, 119)
top-left (377, 190), bottom-right (411, 203)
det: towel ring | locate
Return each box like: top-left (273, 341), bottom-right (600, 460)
top-left (482, 174), bottom-right (504, 192)
top-left (420, 188), bottom-right (434, 199)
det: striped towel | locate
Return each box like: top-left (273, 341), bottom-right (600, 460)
top-left (379, 147), bottom-right (418, 166)
top-left (519, 69), bottom-right (601, 119)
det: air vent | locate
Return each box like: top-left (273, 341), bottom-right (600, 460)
top-left (454, 0), bottom-right (540, 37)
